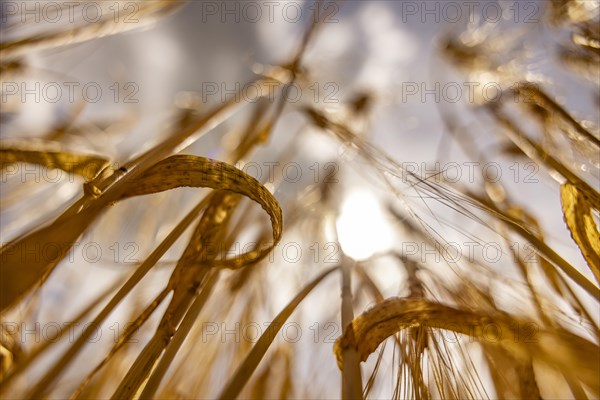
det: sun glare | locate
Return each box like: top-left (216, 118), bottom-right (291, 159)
top-left (336, 190), bottom-right (393, 261)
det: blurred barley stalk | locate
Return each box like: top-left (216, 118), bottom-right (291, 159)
top-left (0, 0), bottom-right (599, 399)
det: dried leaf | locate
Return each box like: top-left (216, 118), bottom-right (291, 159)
top-left (119, 155), bottom-right (283, 269)
top-left (0, 140), bottom-right (109, 180)
top-left (561, 183), bottom-right (600, 283)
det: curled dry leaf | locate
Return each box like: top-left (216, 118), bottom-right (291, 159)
top-left (0, 155), bottom-right (282, 311)
top-left (118, 155), bottom-right (283, 269)
top-left (560, 182), bottom-right (600, 283)
top-left (333, 298), bottom-right (600, 396)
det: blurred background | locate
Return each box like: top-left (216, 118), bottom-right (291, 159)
top-left (1, 1), bottom-right (599, 399)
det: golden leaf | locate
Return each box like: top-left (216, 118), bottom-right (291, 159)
top-left (561, 182), bottom-right (600, 283)
top-left (118, 155), bottom-right (283, 269)
top-left (0, 140), bottom-right (110, 180)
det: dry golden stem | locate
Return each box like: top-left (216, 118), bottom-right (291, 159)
top-left (218, 265), bottom-right (340, 400)
top-left (512, 83), bottom-right (600, 148)
top-left (0, 2), bottom-right (184, 59)
top-left (69, 287), bottom-right (171, 399)
top-left (340, 256), bottom-right (363, 400)
top-left (138, 269), bottom-right (220, 399)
